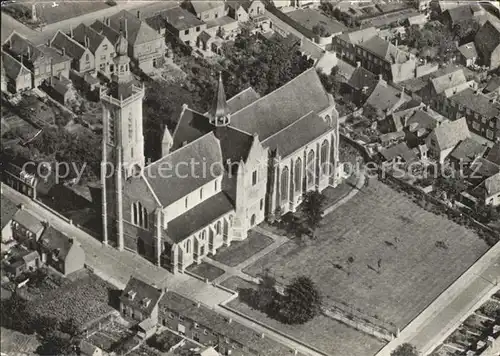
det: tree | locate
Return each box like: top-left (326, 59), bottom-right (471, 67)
top-left (280, 276), bottom-right (322, 324)
top-left (36, 331), bottom-right (77, 356)
top-left (454, 19), bottom-right (480, 42)
top-left (363, 103), bottom-right (384, 121)
top-left (300, 190), bottom-right (326, 238)
top-left (312, 24), bottom-right (330, 37)
top-left (391, 343), bottom-right (418, 356)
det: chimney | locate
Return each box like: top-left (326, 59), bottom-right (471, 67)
top-left (124, 19), bottom-right (128, 39)
top-left (62, 47), bottom-right (66, 57)
top-left (20, 203), bottom-right (25, 210)
top-left (378, 74), bottom-right (383, 81)
top-left (70, 24), bottom-right (73, 38)
top-left (27, 45), bottom-right (31, 60)
top-left (85, 36), bottom-right (89, 48)
top-left (227, 318), bottom-right (232, 324)
top-left (356, 61), bottom-right (361, 68)
top-left (196, 302), bottom-right (200, 308)
top-left (137, 10), bottom-right (140, 19)
top-left (395, 39), bottom-right (398, 47)
top-left (260, 333), bottom-right (265, 339)
top-left (50, 58), bottom-right (54, 86)
top-left (105, 17), bottom-right (110, 26)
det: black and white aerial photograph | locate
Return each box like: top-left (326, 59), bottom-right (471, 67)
top-left (0, 0), bottom-right (499, 355)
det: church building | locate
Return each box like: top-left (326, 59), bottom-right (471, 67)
top-left (101, 37), bottom-right (340, 273)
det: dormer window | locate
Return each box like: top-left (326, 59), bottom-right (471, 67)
top-left (128, 290), bottom-right (137, 300)
top-left (142, 298), bottom-right (151, 308)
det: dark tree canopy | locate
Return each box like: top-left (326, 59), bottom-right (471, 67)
top-left (391, 343), bottom-right (419, 356)
top-left (300, 190), bottom-right (327, 237)
top-left (280, 276), bottom-right (323, 324)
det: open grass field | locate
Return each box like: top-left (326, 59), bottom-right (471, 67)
top-left (187, 262), bottom-right (225, 282)
top-left (0, 327), bottom-right (40, 354)
top-left (28, 0), bottom-right (111, 25)
top-left (222, 276), bottom-right (385, 356)
top-left (243, 180), bottom-right (490, 328)
top-left (211, 230), bottom-right (273, 267)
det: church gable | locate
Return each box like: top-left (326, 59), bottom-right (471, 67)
top-left (171, 106), bottom-right (213, 151)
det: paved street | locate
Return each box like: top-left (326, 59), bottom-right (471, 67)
top-left (376, 241), bottom-right (500, 356)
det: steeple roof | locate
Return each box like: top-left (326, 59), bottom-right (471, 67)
top-left (208, 73), bottom-right (229, 125)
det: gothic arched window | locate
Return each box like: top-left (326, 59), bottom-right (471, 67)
top-left (294, 158), bottom-right (302, 192)
top-left (321, 140), bottom-right (329, 176)
top-left (307, 150), bottom-right (315, 189)
top-left (280, 166), bottom-right (289, 204)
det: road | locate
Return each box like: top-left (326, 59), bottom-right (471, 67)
top-left (376, 241), bottom-right (500, 356)
top-left (1, 184), bottom-right (326, 356)
top-left (1, 1), bottom-right (177, 45)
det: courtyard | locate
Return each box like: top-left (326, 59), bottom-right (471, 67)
top-left (244, 180), bottom-right (490, 328)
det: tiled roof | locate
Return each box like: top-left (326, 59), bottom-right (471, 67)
top-left (486, 142), bottom-right (500, 165)
top-left (1, 51), bottom-right (31, 80)
top-left (226, 87), bottom-right (260, 114)
top-left (50, 31), bottom-right (87, 60)
top-left (160, 291), bottom-right (299, 356)
top-left (120, 277), bottom-right (163, 316)
top-left (39, 226), bottom-right (76, 260)
top-left (457, 42), bottom-right (478, 59)
top-left (161, 7), bottom-right (205, 31)
top-left (347, 66), bottom-right (378, 92)
top-left (90, 20), bottom-right (121, 45)
top-left (3, 32), bottom-right (45, 64)
top-left (144, 132), bottom-right (223, 207)
top-left (445, 5), bottom-right (474, 25)
top-left (190, 0), bottom-right (225, 15)
top-left (72, 23), bottom-right (107, 53)
top-left (406, 110), bottom-right (439, 131)
top-left (450, 137), bottom-right (488, 164)
top-left (38, 45), bottom-right (71, 64)
top-left (358, 36), bottom-right (409, 64)
top-left (145, 14), bottom-right (165, 32)
top-left (166, 191), bottom-right (234, 243)
top-left (108, 10), bottom-right (162, 45)
top-left (471, 157), bottom-right (500, 178)
top-left (484, 77), bottom-right (500, 94)
top-left (230, 68), bottom-right (331, 140)
top-left (172, 108), bottom-right (214, 151)
top-left (431, 69), bottom-right (467, 95)
top-left (381, 142), bottom-right (417, 162)
top-left (13, 210), bottom-right (44, 234)
top-left (364, 80), bottom-right (407, 112)
top-left (206, 16), bottom-right (237, 28)
top-left (336, 27), bottom-right (377, 45)
top-left (432, 117), bottom-right (470, 151)
top-left (300, 38), bottom-right (324, 61)
top-left (1, 195), bottom-right (18, 230)
top-left (449, 88), bottom-right (500, 119)
top-left (214, 126), bottom-right (254, 164)
top-left (485, 172), bottom-right (500, 196)
top-left (287, 9), bottom-right (346, 35)
top-left (262, 112), bottom-right (331, 158)
top-left (474, 21), bottom-right (500, 59)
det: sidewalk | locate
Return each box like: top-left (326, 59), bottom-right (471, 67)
top-left (376, 241), bottom-right (500, 356)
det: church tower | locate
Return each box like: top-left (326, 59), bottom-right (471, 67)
top-left (207, 73), bottom-right (230, 126)
top-left (101, 34), bottom-right (145, 249)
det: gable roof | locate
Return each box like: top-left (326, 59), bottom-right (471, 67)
top-left (72, 23), bottom-right (107, 53)
top-left (484, 76), bottom-right (500, 94)
top-left (145, 14), bottom-right (166, 32)
top-left (486, 142), bottom-right (500, 165)
top-left (406, 110), bottom-right (440, 131)
top-left (108, 10), bottom-right (162, 45)
top-left (449, 87), bottom-right (500, 120)
top-left (161, 6), bottom-right (205, 31)
top-left (445, 5), bottom-right (474, 25)
top-left (485, 172), bottom-right (500, 196)
top-left (458, 42), bottom-right (478, 59)
top-left (431, 69), bottom-right (467, 95)
top-left (167, 191), bottom-right (234, 243)
top-left (358, 36), bottom-right (409, 64)
top-left (347, 66), bottom-right (378, 92)
top-left (364, 80), bottom-right (407, 112)
top-left (336, 27), bottom-right (377, 45)
top-left (229, 68), bottom-right (331, 140)
top-left (3, 32), bottom-right (45, 64)
top-left (2, 51), bottom-right (31, 80)
top-left (226, 87), bottom-right (260, 113)
top-left (432, 117), bottom-right (470, 150)
top-left (50, 31), bottom-right (87, 59)
top-left (381, 142), bottom-right (418, 162)
top-left (471, 157), bottom-right (500, 178)
top-left (172, 108), bottom-right (214, 151)
top-left (262, 111), bottom-right (331, 158)
top-left (144, 132), bottom-right (223, 207)
top-left (287, 8), bottom-right (346, 35)
top-left (190, 0), bottom-right (225, 15)
top-left (1, 195), bottom-right (18, 230)
top-left (38, 45), bottom-right (72, 64)
top-left (13, 209), bottom-right (44, 234)
top-left (215, 126), bottom-right (254, 164)
top-left (120, 277), bottom-right (163, 316)
top-left (450, 137), bottom-right (488, 164)
top-left (39, 226), bottom-right (78, 260)
top-left (90, 20), bottom-right (121, 45)
top-left (474, 21), bottom-right (500, 58)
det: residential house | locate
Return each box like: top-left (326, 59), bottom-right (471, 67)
top-left (346, 65), bottom-right (378, 106)
top-left (356, 36), bottom-right (417, 83)
top-left (119, 277), bottom-right (164, 324)
top-left (1, 51), bottom-right (32, 93)
top-left (442, 4), bottom-right (486, 28)
top-left (187, 1), bottom-right (226, 22)
top-left (48, 73), bottom-right (76, 106)
top-left (364, 77), bottom-right (411, 115)
top-left (79, 340), bottom-right (104, 356)
top-left (50, 30), bottom-right (95, 73)
top-left (444, 88), bottom-right (500, 142)
top-left (145, 14), bottom-right (167, 37)
top-left (227, 2), bottom-right (250, 23)
top-left (11, 208), bottom-right (45, 247)
top-left (160, 7), bottom-right (207, 47)
top-left (4, 246), bottom-right (40, 277)
top-left (1, 194), bottom-right (19, 249)
top-left (457, 42), bottom-right (478, 67)
top-left (205, 14), bottom-right (239, 40)
top-left (105, 10), bottom-right (166, 73)
top-left (486, 142), bottom-right (500, 165)
top-left (449, 137), bottom-right (489, 169)
top-left (159, 291), bottom-right (301, 356)
top-left (38, 45), bottom-right (72, 79)
top-left (332, 27), bottom-right (378, 65)
top-left (286, 8), bottom-right (346, 46)
top-left (380, 142), bottom-right (418, 165)
top-left (425, 117), bottom-right (471, 163)
top-left (484, 172), bottom-right (500, 206)
top-left (38, 226), bottom-right (85, 276)
top-left (420, 69), bottom-right (469, 108)
top-left (474, 21), bottom-right (500, 70)
top-left (227, 0), bottom-right (265, 21)
top-left (2, 32), bottom-right (52, 87)
top-left (71, 23), bottom-right (115, 76)
top-left (414, 0), bottom-right (431, 13)
top-left (483, 77), bottom-right (500, 96)
top-left (407, 13), bottom-right (428, 27)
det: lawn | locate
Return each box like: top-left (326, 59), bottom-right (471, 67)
top-left (186, 262), bottom-right (225, 282)
top-left (222, 277), bottom-right (385, 356)
top-left (243, 180), bottom-right (490, 328)
top-left (211, 231), bottom-right (273, 267)
top-left (28, 0), bottom-right (111, 25)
